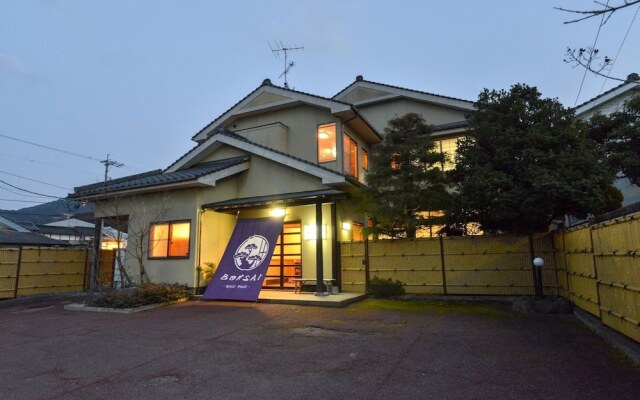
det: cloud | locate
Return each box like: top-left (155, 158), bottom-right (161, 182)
top-left (0, 52), bottom-right (29, 75)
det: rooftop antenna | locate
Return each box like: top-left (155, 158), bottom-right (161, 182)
top-left (268, 41), bottom-right (304, 89)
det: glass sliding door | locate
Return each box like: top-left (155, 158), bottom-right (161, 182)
top-left (264, 222), bottom-right (302, 289)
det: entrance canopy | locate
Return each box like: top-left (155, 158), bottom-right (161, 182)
top-left (202, 189), bottom-right (347, 213)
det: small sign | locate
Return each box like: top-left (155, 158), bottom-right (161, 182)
top-left (203, 217), bottom-right (284, 301)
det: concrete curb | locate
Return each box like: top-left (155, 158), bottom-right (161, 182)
top-left (573, 308), bottom-right (640, 366)
top-left (63, 298), bottom-right (190, 314)
top-left (0, 292), bottom-right (89, 309)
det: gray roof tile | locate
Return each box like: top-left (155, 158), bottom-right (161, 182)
top-left (0, 231), bottom-right (70, 246)
top-left (72, 156), bottom-right (250, 198)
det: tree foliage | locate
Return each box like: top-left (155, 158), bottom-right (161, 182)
top-left (588, 95), bottom-right (640, 185)
top-left (447, 84), bottom-right (620, 234)
top-left (360, 113), bottom-right (448, 238)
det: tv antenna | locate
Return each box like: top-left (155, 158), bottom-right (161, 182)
top-left (268, 41), bottom-right (304, 89)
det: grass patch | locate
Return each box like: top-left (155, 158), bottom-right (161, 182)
top-left (90, 284), bottom-right (191, 309)
top-left (348, 298), bottom-right (515, 319)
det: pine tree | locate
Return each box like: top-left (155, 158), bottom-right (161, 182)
top-left (448, 84), bottom-right (620, 234)
top-left (361, 113), bottom-right (449, 238)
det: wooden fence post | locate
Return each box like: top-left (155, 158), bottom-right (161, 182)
top-left (364, 238), bottom-right (370, 292)
top-left (13, 246), bottom-right (23, 299)
top-left (588, 225), bottom-right (603, 320)
top-left (439, 236), bottom-right (447, 295)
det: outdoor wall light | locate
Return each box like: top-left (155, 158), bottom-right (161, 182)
top-left (304, 224), bottom-right (327, 240)
top-left (342, 222), bottom-right (352, 230)
top-left (270, 208), bottom-right (286, 217)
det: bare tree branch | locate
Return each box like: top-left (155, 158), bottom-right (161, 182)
top-left (564, 47), bottom-right (626, 82)
top-left (556, 0), bottom-right (640, 24)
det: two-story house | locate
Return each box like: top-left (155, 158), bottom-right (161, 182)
top-left (71, 76), bottom-right (474, 292)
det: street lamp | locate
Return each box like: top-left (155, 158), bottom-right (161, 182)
top-left (533, 257), bottom-right (544, 299)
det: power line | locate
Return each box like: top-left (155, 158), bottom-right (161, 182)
top-left (0, 198), bottom-right (50, 204)
top-left (0, 184), bottom-right (54, 199)
top-left (598, 4), bottom-right (640, 94)
top-left (574, 0), bottom-right (610, 107)
top-left (0, 179), bottom-right (61, 198)
top-left (0, 152), bottom-right (96, 175)
top-left (0, 170), bottom-right (71, 191)
top-left (0, 133), bottom-right (102, 163)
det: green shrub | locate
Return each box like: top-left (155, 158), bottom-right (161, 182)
top-left (367, 276), bottom-right (406, 298)
top-left (91, 283), bottom-right (191, 308)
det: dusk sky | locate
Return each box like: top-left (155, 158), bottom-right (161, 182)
top-left (1, 0), bottom-right (639, 211)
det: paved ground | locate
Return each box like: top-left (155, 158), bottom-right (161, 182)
top-left (1, 297), bottom-right (638, 400)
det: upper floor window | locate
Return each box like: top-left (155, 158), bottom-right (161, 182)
top-left (149, 220), bottom-right (191, 259)
top-left (317, 123), bottom-right (337, 162)
top-left (343, 134), bottom-right (358, 178)
top-left (434, 137), bottom-right (461, 171)
top-left (362, 149), bottom-right (369, 171)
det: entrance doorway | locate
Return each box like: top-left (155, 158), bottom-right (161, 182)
top-left (264, 221), bottom-right (302, 289)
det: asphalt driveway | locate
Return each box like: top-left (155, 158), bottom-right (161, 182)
top-left (0, 297), bottom-right (638, 400)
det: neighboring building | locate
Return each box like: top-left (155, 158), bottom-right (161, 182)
top-left (0, 216), bottom-right (30, 233)
top-left (0, 216), bottom-right (69, 247)
top-left (574, 73), bottom-right (640, 207)
top-left (71, 77), bottom-right (473, 291)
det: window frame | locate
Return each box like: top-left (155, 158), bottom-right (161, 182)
top-left (343, 133), bottom-right (358, 178)
top-left (317, 122), bottom-right (337, 163)
top-left (148, 219), bottom-right (191, 260)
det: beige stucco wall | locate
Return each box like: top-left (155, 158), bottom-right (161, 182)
top-left (358, 98), bottom-right (468, 133)
top-left (95, 189), bottom-right (201, 287)
top-left (338, 86), bottom-right (392, 104)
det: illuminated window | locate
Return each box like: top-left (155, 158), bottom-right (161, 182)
top-left (433, 137), bottom-right (461, 171)
top-left (362, 149), bottom-right (369, 170)
top-left (317, 123), bottom-right (337, 162)
top-left (149, 220), bottom-right (190, 259)
top-left (352, 222), bottom-right (364, 241)
top-left (343, 134), bottom-right (358, 178)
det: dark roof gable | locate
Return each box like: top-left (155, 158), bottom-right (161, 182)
top-left (72, 156), bottom-right (250, 198)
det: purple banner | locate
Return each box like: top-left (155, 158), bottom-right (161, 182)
top-left (203, 217), bottom-right (284, 301)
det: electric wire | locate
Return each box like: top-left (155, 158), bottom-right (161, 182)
top-left (574, 0), bottom-right (610, 107)
top-left (598, 4), bottom-right (640, 94)
top-left (0, 133), bottom-right (102, 163)
top-left (0, 152), bottom-right (96, 175)
top-left (0, 198), bottom-right (49, 204)
top-left (0, 179), bottom-right (62, 198)
top-left (0, 170), bottom-right (71, 190)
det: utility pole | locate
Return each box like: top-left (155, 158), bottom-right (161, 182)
top-left (90, 154), bottom-right (124, 293)
top-left (101, 154), bottom-right (124, 182)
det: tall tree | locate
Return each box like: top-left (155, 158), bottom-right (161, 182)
top-left (360, 113), bottom-right (448, 238)
top-left (588, 95), bottom-right (640, 185)
top-left (448, 84), bottom-right (620, 234)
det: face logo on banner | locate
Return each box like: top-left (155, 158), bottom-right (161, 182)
top-left (233, 235), bottom-right (269, 271)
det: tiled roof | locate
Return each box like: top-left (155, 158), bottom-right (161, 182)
top-left (432, 120), bottom-right (469, 132)
top-left (72, 156), bottom-right (250, 198)
top-left (573, 77), bottom-right (639, 111)
top-left (216, 128), bottom-right (349, 179)
top-left (34, 225), bottom-right (95, 237)
top-left (333, 77), bottom-right (475, 105)
top-left (0, 231), bottom-right (70, 246)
